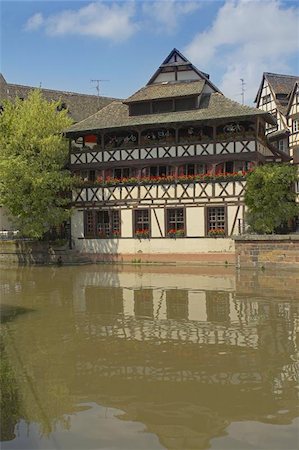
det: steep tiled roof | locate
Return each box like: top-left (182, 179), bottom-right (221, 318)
top-left (66, 93), bottom-right (275, 134)
top-left (265, 73), bottom-right (299, 96)
top-left (0, 74), bottom-right (117, 122)
top-left (254, 72), bottom-right (299, 107)
top-left (124, 80), bottom-right (205, 103)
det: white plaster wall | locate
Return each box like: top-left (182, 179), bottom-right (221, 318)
top-left (235, 141), bottom-right (255, 153)
top-left (72, 209), bottom-right (84, 238)
top-left (153, 72), bottom-right (176, 83)
top-left (121, 209), bottom-right (133, 237)
top-left (74, 236), bottom-right (235, 254)
top-left (290, 100), bottom-right (299, 115)
top-left (186, 206), bottom-right (205, 236)
top-left (227, 205), bottom-right (243, 235)
top-left (177, 71), bottom-right (200, 81)
top-left (151, 208), bottom-right (165, 237)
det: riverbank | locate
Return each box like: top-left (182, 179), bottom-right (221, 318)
top-left (1, 234), bottom-right (299, 269)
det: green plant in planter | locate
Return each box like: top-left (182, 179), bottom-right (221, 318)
top-left (208, 228), bottom-right (225, 237)
top-left (135, 229), bottom-right (150, 239)
top-left (167, 229), bottom-right (185, 238)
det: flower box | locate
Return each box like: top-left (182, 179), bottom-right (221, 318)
top-left (135, 229), bottom-right (150, 239)
top-left (167, 229), bottom-right (185, 238)
top-left (208, 229), bottom-right (226, 237)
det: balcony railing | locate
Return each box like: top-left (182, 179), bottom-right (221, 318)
top-left (74, 171), bottom-right (249, 189)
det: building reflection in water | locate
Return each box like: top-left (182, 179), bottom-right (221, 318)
top-left (0, 266), bottom-right (298, 449)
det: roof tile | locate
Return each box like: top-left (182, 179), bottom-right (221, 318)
top-left (66, 93), bottom-right (274, 134)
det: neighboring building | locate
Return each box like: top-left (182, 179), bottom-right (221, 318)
top-left (66, 49), bottom-right (287, 261)
top-left (255, 72), bottom-right (299, 162)
top-left (0, 74), bottom-right (116, 122)
top-left (286, 81), bottom-right (299, 163)
top-left (0, 74), bottom-right (117, 232)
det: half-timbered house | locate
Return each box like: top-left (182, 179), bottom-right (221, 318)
top-left (66, 49), bottom-right (286, 262)
top-left (286, 81), bottom-right (299, 164)
top-left (255, 72), bottom-right (299, 162)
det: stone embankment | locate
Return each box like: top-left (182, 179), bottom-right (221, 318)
top-left (234, 235), bottom-right (299, 270)
top-left (0, 240), bottom-right (91, 265)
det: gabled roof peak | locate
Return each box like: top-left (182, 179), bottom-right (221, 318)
top-left (146, 48), bottom-right (220, 93)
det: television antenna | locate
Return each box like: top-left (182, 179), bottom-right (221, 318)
top-left (240, 78), bottom-right (245, 105)
top-left (91, 79), bottom-right (109, 107)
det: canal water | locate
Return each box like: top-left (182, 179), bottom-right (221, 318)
top-left (0, 265), bottom-right (298, 450)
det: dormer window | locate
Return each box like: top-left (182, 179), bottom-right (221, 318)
top-left (130, 102), bottom-right (151, 116)
top-left (153, 99), bottom-right (173, 113)
top-left (129, 95), bottom-right (198, 116)
top-left (276, 93), bottom-right (287, 100)
top-left (175, 97), bottom-right (197, 111)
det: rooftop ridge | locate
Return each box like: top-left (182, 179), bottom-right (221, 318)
top-left (264, 72), bottom-right (299, 79)
top-left (5, 81), bottom-right (117, 100)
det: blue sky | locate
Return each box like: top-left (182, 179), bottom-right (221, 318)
top-left (1, 1), bottom-right (299, 104)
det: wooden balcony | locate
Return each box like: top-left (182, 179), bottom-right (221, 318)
top-left (72, 178), bottom-right (246, 207)
top-left (70, 139), bottom-right (270, 168)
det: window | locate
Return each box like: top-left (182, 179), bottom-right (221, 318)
top-left (175, 97), bottom-right (197, 111)
top-left (278, 140), bottom-right (285, 152)
top-left (178, 164), bottom-right (206, 176)
top-left (166, 208), bottom-right (185, 237)
top-left (79, 170), bottom-right (95, 182)
top-left (225, 161), bottom-right (234, 173)
top-left (149, 166), bottom-right (168, 177)
top-left (113, 167), bottom-right (131, 179)
top-left (276, 93), bottom-right (287, 100)
top-left (207, 207), bottom-right (226, 236)
top-left (262, 94), bottom-right (271, 105)
top-left (293, 120), bottom-right (299, 133)
top-left (134, 209), bottom-right (150, 238)
top-left (84, 210), bottom-right (120, 238)
top-left (152, 99), bottom-right (173, 113)
top-left (130, 102), bottom-right (151, 116)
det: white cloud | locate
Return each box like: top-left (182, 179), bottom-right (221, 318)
top-left (25, 2), bottom-right (138, 42)
top-left (142, 0), bottom-right (201, 33)
top-left (24, 12), bottom-right (44, 31)
top-left (184, 0), bottom-right (299, 104)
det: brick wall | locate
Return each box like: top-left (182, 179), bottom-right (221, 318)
top-left (234, 235), bottom-right (299, 270)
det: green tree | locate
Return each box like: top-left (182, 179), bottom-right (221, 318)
top-left (245, 164), bottom-right (299, 234)
top-left (0, 91), bottom-right (73, 238)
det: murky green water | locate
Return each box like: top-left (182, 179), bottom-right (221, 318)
top-left (0, 265), bottom-right (298, 450)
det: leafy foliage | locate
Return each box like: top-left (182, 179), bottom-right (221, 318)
top-left (0, 91), bottom-right (73, 238)
top-left (245, 164), bottom-right (299, 234)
